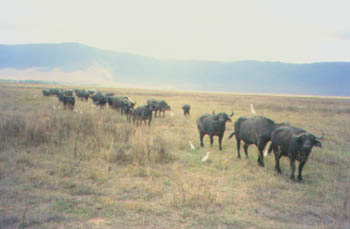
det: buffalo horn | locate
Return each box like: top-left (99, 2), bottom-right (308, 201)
top-left (315, 129), bottom-right (325, 140)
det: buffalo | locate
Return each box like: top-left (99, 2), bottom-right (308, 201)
top-left (182, 104), bottom-right (191, 117)
top-left (107, 96), bottom-right (135, 116)
top-left (147, 99), bottom-right (171, 117)
top-left (147, 99), bottom-right (159, 116)
top-left (158, 100), bottom-right (171, 117)
top-left (268, 126), bottom-right (324, 181)
top-left (107, 96), bottom-right (117, 108)
top-left (133, 104), bottom-right (154, 126)
top-left (91, 92), bottom-right (107, 108)
top-left (62, 96), bottom-right (75, 110)
top-left (42, 89), bottom-right (50, 96)
top-left (228, 116), bottom-right (288, 167)
top-left (43, 88), bottom-right (61, 96)
top-left (55, 90), bottom-right (65, 103)
top-left (120, 97), bottom-right (136, 121)
top-left (108, 96), bottom-right (124, 111)
top-left (87, 89), bottom-right (95, 95)
top-left (63, 90), bottom-right (73, 96)
top-left (49, 88), bottom-right (61, 96)
top-left (197, 112), bottom-right (234, 150)
top-left (75, 89), bottom-right (90, 101)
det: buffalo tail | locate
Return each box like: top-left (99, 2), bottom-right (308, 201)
top-left (228, 132), bottom-right (235, 139)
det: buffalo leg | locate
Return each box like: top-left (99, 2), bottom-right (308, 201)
top-left (290, 158), bottom-right (296, 180)
top-left (257, 152), bottom-right (264, 167)
top-left (218, 134), bottom-right (223, 151)
top-left (210, 135), bottom-right (214, 148)
top-left (297, 160), bottom-right (307, 181)
top-left (257, 141), bottom-right (266, 167)
top-left (200, 132), bottom-right (205, 147)
top-left (236, 138), bottom-right (241, 158)
top-left (243, 143), bottom-right (249, 158)
top-left (274, 151), bottom-right (282, 174)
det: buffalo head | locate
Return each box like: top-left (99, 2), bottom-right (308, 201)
top-left (213, 112), bottom-right (234, 122)
top-left (294, 129), bottom-right (324, 151)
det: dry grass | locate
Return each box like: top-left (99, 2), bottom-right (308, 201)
top-left (0, 83), bottom-right (349, 228)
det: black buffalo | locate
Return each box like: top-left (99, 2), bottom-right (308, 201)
top-left (147, 99), bottom-right (171, 117)
top-left (43, 88), bottom-right (61, 96)
top-left (228, 116), bottom-right (288, 167)
top-left (108, 96), bottom-right (123, 111)
top-left (268, 126), bottom-right (324, 181)
top-left (62, 96), bottom-right (75, 110)
top-left (120, 97), bottom-right (136, 121)
top-left (197, 112), bottom-right (234, 150)
top-left (108, 96), bottom-right (135, 116)
top-left (147, 99), bottom-right (159, 116)
top-left (133, 105), bottom-right (154, 126)
top-left (55, 90), bottom-right (65, 103)
top-left (42, 89), bottom-right (50, 96)
top-left (87, 89), bottom-right (95, 95)
top-left (75, 89), bottom-right (90, 101)
top-left (158, 100), bottom-right (171, 117)
top-left (182, 104), bottom-right (191, 117)
top-left (63, 90), bottom-right (73, 96)
top-left (107, 96), bottom-right (117, 107)
top-left (91, 92), bottom-right (107, 108)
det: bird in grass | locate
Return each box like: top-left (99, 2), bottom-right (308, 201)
top-left (250, 104), bottom-right (257, 116)
top-left (202, 152), bottom-right (211, 162)
top-left (189, 141), bottom-right (196, 150)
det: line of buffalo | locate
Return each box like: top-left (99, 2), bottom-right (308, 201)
top-left (43, 88), bottom-right (324, 182)
top-left (42, 88), bottom-right (174, 126)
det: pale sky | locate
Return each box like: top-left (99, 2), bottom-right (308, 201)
top-left (1, 0), bottom-right (350, 63)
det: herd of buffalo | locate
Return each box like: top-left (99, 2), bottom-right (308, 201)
top-left (43, 88), bottom-right (324, 182)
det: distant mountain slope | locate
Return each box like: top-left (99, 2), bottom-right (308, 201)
top-left (0, 43), bottom-right (349, 96)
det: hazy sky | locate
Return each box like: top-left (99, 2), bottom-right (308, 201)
top-left (1, 0), bottom-right (350, 63)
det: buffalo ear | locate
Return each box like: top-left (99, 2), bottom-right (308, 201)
top-left (296, 135), bottom-right (303, 144)
top-left (314, 140), bottom-right (322, 148)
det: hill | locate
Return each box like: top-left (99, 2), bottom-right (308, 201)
top-left (0, 43), bottom-right (349, 96)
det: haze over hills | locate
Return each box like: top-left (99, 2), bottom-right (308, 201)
top-left (0, 43), bottom-right (349, 96)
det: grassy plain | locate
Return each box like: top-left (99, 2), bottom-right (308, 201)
top-left (0, 83), bottom-right (349, 228)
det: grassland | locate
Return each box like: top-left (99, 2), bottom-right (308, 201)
top-left (0, 83), bottom-right (349, 228)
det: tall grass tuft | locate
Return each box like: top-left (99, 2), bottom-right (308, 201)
top-left (109, 126), bottom-right (174, 165)
top-left (0, 109), bottom-right (174, 166)
top-left (0, 115), bottom-right (25, 146)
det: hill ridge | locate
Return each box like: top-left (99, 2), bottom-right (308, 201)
top-left (0, 43), bottom-right (349, 96)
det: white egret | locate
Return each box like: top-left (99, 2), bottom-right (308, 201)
top-left (202, 152), bottom-right (211, 162)
top-left (189, 141), bottom-right (195, 150)
top-left (250, 104), bottom-right (257, 116)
